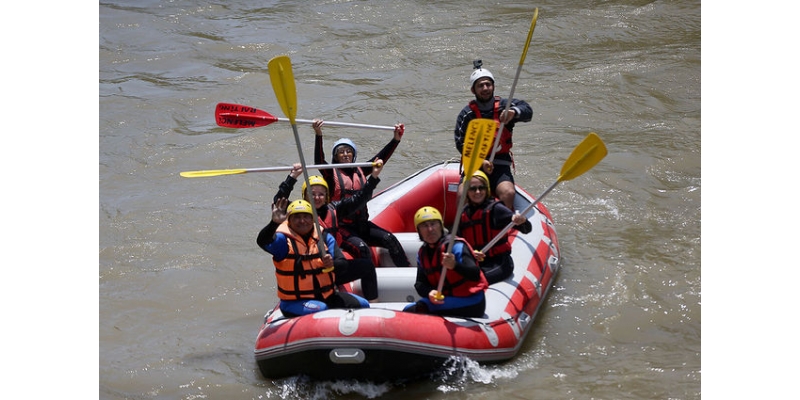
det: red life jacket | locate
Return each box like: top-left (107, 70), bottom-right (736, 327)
top-left (273, 222), bottom-right (335, 301)
top-left (459, 200), bottom-right (512, 258)
top-left (331, 167), bottom-right (368, 224)
top-left (317, 204), bottom-right (342, 245)
top-left (331, 167), bottom-right (367, 201)
top-left (469, 97), bottom-right (513, 154)
top-left (418, 235), bottom-right (488, 297)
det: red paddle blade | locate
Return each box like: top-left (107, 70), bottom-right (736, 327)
top-left (215, 103), bottom-right (279, 128)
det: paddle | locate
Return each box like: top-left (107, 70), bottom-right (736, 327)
top-left (180, 162), bottom-right (376, 178)
top-left (268, 55), bottom-right (328, 262)
top-left (488, 8), bottom-right (539, 164)
top-left (215, 102), bottom-right (396, 131)
top-left (480, 132), bottom-right (607, 253)
top-left (434, 118), bottom-right (497, 300)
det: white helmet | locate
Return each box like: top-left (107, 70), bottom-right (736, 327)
top-left (470, 68), bottom-right (494, 89)
top-left (332, 138), bottom-right (358, 162)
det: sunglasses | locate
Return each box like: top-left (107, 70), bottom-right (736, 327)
top-left (468, 185), bottom-right (487, 192)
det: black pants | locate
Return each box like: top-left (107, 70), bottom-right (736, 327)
top-left (335, 257), bottom-right (378, 300)
top-left (407, 295), bottom-right (486, 318)
top-left (480, 254), bottom-right (514, 285)
top-left (341, 221), bottom-right (410, 267)
top-left (325, 292), bottom-right (367, 309)
top-left (339, 234), bottom-right (373, 260)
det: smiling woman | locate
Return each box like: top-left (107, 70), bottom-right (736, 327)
top-left (459, 169), bottom-right (532, 285)
top-left (335, 145), bottom-right (354, 157)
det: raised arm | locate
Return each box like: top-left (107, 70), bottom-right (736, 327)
top-left (368, 124), bottom-right (404, 170)
top-left (312, 119), bottom-right (333, 181)
top-left (256, 198), bottom-right (290, 258)
top-left (272, 163), bottom-right (303, 204)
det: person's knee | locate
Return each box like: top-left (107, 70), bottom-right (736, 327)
top-left (356, 242), bottom-right (372, 259)
top-left (497, 181), bottom-right (514, 195)
top-left (347, 238), bottom-right (372, 259)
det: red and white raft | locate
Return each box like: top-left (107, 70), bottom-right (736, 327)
top-left (254, 160), bottom-right (561, 381)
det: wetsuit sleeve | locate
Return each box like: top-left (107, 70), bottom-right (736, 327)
top-left (452, 241), bottom-right (481, 281)
top-left (365, 137), bottom-right (400, 175)
top-left (453, 106), bottom-right (473, 154)
top-left (332, 175), bottom-right (380, 219)
top-left (272, 175), bottom-right (297, 204)
top-left (504, 98), bottom-right (533, 123)
top-left (515, 218), bottom-right (532, 234)
top-left (314, 134), bottom-right (334, 183)
top-left (324, 232), bottom-right (339, 259)
top-left (492, 202), bottom-right (533, 234)
top-left (256, 221), bottom-right (289, 260)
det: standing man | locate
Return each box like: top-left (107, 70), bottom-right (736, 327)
top-left (454, 60), bottom-right (533, 210)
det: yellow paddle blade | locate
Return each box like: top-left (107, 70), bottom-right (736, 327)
top-left (180, 169), bottom-right (247, 178)
top-left (558, 132), bottom-right (608, 182)
top-left (519, 8), bottom-right (538, 64)
top-left (267, 55), bottom-right (298, 124)
top-left (461, 119), bottom-right (497, 177)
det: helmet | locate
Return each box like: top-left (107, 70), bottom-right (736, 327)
top-left (414, 206), bottom-right (443, 229)
top-left (332, 138), bottom-right (358, 162)
top-left (469, 170), bottom-right (491, 197)
top-left (470, 68), bottom-right (494, 89)
top-left (286, 199), bottom-right (313, 217)
top-left (301, 175), bottom-right (329, 203)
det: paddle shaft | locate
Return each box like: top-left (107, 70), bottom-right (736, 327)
top-left (488, 8), bottom-right (538, 164)
top-left (217, 112), bottom-right (395, 131)
top-left (435, 181), bottom-right (471, 294)
top-left (180, 162), bottom-right (375, 178)
top-left (292, 125), bottom-right (328, 257)
top-left (290, 117), bottom-right (394, 130)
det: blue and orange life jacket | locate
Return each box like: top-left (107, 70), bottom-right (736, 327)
top-left (273, 222), bottom-right (336, 301)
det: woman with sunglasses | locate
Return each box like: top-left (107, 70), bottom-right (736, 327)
top-left (457, 170), bottom-right (532, 285)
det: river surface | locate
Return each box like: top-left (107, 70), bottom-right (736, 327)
top-left (95, 0), bottom-right (702, 398)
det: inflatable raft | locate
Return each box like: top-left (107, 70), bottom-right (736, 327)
top-left (254, 160), bottom-right (561, 381)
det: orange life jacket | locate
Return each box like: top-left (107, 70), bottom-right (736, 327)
top-left (273, 222), bottom-right (335, 301)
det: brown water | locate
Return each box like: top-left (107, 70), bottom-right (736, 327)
top-left (97, 1), bottom-right (701, 398)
